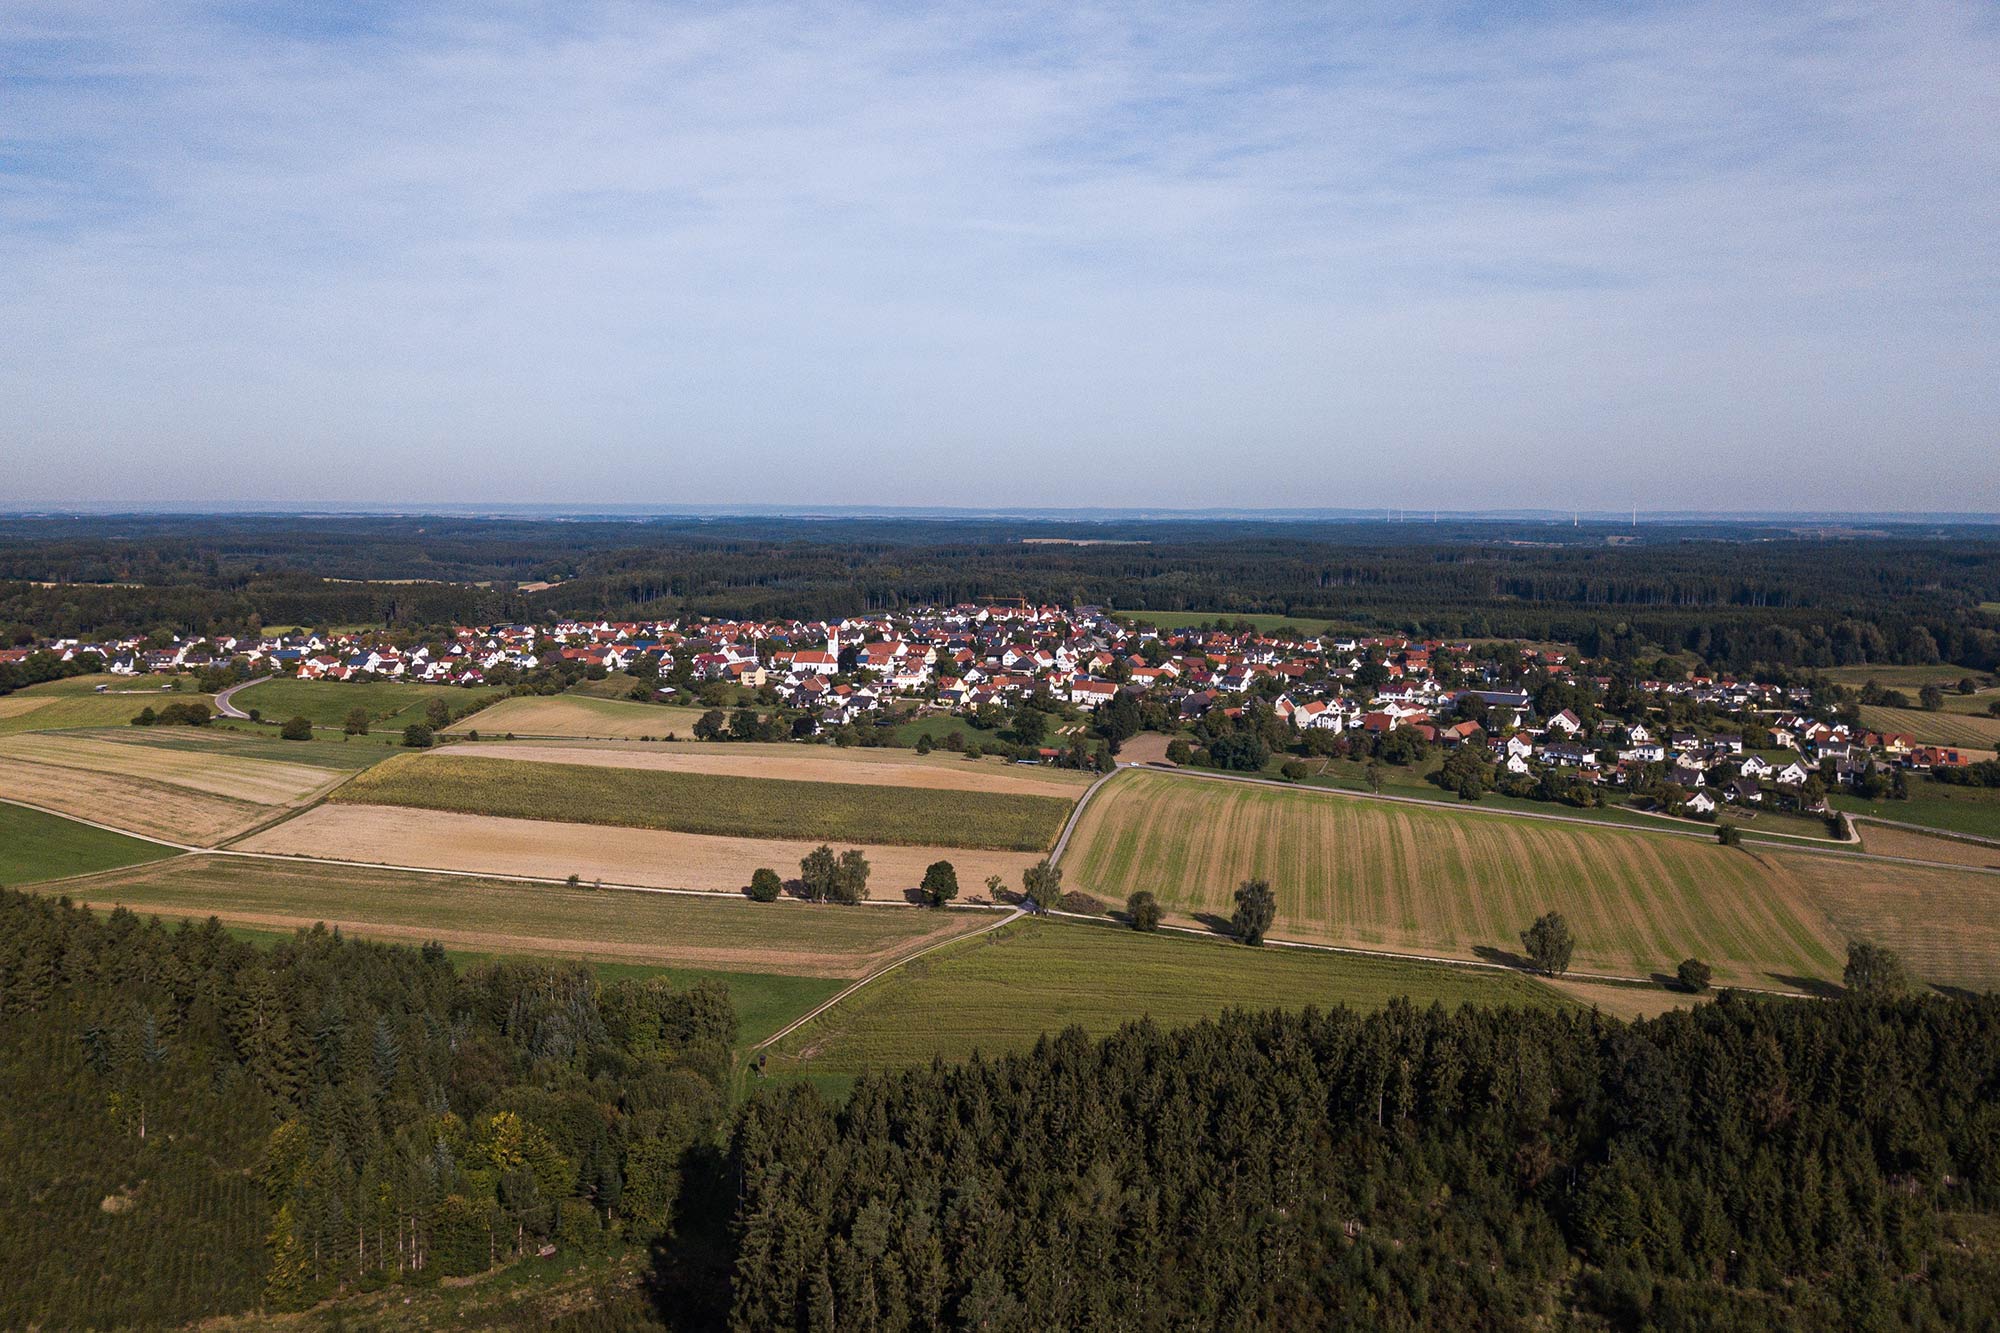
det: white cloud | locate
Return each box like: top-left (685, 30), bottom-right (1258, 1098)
top-left (1, 0), bottom-right (1995, 508)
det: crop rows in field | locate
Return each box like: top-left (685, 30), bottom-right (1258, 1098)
top-left (334, 752), bottom-right (1075, 851)
top-left (1858, 704), bottom-right (2000, 751)
top-left (761, 918), bottom-right (1565, 1088)
top-left (1064, 770), bottom-right (1863, 988)
top-left (52, 854), bottom-right (988, 977)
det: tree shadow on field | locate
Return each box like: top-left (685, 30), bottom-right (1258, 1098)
top-left (1192, 912), bottom-right (1238, 938)
top-left (1767, 972), bottom-right (1844, 999)
top-left (1473, 944), bottom-right (1534, 973)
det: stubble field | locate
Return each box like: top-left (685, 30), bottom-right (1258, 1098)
top-left (0, 729), bottom-right (369, 844)
top-left (233, 804), bottom-right (1045, 899)
top-left (441, 693), bottom-right (715, 739)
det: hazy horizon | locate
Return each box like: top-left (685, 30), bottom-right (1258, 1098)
top-left (5, 2), bottom-right (1996, 511)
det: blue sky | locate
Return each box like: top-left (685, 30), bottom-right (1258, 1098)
top-left (2, 1), bottom-right (1995, 510)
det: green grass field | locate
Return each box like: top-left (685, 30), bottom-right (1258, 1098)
top-left (1114, 608), bottom-right (1335, 634)
top-left (760, 918), bottom-right (1567, 1093)
top-left (48, 854), bottom-right (993, 979)
top-left (0, 674), bottom-right (212, 735)
top-left (232, 677), bottom-right (506, 730)
top-left (1833, 785), bottom-right (2000, 841)
top-left (890, 712), bottom-right (987, 749)
top-left (334, 752), bottom-right (1075, 850)
top-left (0, 802), bottom-right (176, 884)
top-left (443, 692), bottom-right (717, 739)
top-left (1858, 704), bottom-right (2000, 750)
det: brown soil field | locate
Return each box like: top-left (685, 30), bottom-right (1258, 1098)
top-left (443, 739), bottom-right (1094, 797)
top-left (0, 764), bottom-right (266, 845)
top-left (1116, 732), bottom-right (1176, 766)
top-left (52, 854), bottom-right (985, 977)
top-left (234, 804), bottom-right (1044, 900)
top-left (1857, 823), bottom-right (2000, 870)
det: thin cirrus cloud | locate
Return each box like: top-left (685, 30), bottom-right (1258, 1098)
top-left (0, 1), bottom-right (1995, 511)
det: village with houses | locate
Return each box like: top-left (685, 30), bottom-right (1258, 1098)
top-left (8, 600), bottom-right (1980, 827)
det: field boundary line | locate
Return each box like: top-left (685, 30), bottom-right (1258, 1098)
top-left (752, 907), bottom-right (1026, 1053)
top-left (1048, 765), bottom-right (1125, 866)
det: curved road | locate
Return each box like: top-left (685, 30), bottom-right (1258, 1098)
top-left (212, 676), bottom-right (266, 720)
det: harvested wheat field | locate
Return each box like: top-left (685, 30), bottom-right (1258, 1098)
top-left (444, 739), bottom-right (1093, 797)
top-left (0, 730), bottom-right (356, 844)
top-left (1856, 823), bottom-right (2000, 870)
top-left (236, 804), bottom-right (1044, 900)
top-left (1066, 770), bottom-right (1859, 988)
top-left (50, 854), bottom-right (987, 977)
top-left (442, 693), bottom-right (714, 740)
top-left (1795, 851), bottom-right (2000, 992)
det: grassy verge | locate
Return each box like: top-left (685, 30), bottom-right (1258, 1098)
top-left (334, 752), bottom-right (1075, 850)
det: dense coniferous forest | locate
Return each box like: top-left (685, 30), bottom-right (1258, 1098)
top-left (3, 515), bottom-right (1999, 672)
top-left (0, 891), bottom-right (732, 1329)
top-left (728, 998), bottom-right (2000, 1331)
top-left (5, 888), bottom-right (2000, 1328)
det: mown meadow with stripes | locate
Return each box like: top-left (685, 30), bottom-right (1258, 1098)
top-left (1065, 769), bottom-right (2000, 991)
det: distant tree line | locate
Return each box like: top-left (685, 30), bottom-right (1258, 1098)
top-left (5, 517), bottom-right (1999, 674)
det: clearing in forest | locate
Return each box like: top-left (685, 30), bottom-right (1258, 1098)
top-left (759, 918), bottom-right (1566, 1088)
